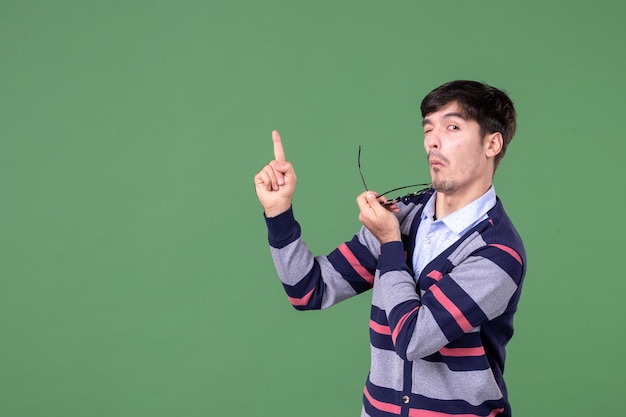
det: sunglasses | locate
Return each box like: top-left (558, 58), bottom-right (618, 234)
top-left (358, 145), bottom-right (431, 206)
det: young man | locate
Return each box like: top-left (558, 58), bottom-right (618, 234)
top-left (254, 80), bottom-right (526, 417)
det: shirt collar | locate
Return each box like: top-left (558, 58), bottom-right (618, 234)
top-left (422, 185), bottom-right (496, 235)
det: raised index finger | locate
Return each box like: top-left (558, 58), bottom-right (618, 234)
top-left (272, 130), bottom-right (285, 162)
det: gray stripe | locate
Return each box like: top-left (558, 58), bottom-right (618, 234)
top-left (449, 256), bottom-right (518, 319)
top-left (269, 238), bottom-right (314, 286)
top-left (448, 230), bottom-right (485, 266)
top-left (411, 359), bottom-right (503, 405)
top-left (368, 346), bottom-right (404, 391)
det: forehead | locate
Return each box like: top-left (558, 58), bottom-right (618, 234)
top-left (422, 102), bottom-right (467, 125)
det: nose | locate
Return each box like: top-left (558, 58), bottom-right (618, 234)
top-left (424, 129), bottom-right (440, 151)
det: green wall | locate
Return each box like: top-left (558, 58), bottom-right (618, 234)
top-left (1, 1), bottom-right (624, 416)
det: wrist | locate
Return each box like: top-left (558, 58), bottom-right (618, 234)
top-left (378, 231), bottom-right (401, 244)
top-left (264, 203), bottom-right (292, 218)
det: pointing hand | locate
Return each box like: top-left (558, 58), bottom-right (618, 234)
top-left (254, 130), bottom-right (297, 217)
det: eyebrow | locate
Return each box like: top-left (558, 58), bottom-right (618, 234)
top-left (422, 112), bottom-right (468, 127)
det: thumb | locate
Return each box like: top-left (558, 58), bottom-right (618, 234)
top-left (365, 191), bottom-right (380, 205)
top-left (358, 191), bottom-right (382, 214)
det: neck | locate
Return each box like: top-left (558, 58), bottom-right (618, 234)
top-left (434, 181), bottom-right (492, 219)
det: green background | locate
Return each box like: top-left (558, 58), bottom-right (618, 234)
top-left (1, 1), bottom-right (624, 416)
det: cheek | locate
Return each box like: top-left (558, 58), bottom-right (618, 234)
top-left (460, 146), bottom-right (486, 173)
top-left (450, 144), bottom-right (479, 170)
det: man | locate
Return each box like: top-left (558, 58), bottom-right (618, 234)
top-left (254, 80), bottom-right (526, 417)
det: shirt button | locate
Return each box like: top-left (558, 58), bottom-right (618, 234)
top-left (402, 395), bottom-right (410, 404)
top-left (425, 237), bottom-right (431, 245)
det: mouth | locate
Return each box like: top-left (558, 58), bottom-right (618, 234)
top-left (429, 158), bottom-right (444, 167)
top-left (427, 151), bottom-right (447, 168)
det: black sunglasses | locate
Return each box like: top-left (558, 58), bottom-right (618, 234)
top-left (358, 145), bottom-right (431, 206)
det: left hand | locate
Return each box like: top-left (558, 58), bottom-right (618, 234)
top-left (356, 191), bottom-right (401, 244)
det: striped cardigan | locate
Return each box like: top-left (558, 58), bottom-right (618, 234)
top-left (265, 190), bottom-right (526, 417)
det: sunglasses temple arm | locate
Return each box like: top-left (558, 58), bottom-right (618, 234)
top-left (378, 183), bottom-right (432, 197)
top-left (358, 145), bottom-right (369, 191)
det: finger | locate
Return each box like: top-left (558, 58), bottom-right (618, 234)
top-left (272, 130), bottom-right (285, 162)
top-left (368, 192), bottom-right (392, 216)
top-left (357, 191), bottom-right (378, 213)
top-left (382, 202), bottom-right (400, 213)
top-left (262, 165), bottom-right (281, 191)
top-left (254, 168), bottom-right (271, 192)
top-left (255, 165), bottom-right (278, 192)
top-left (356, 192), bottom-right (369, 211)
top-left (269, 160), bottom-right (291, 186)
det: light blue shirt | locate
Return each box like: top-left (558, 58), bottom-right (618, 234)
top-left (412, 186), bottom-right (497, 280)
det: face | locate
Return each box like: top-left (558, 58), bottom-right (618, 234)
top-left (422, 101), bottom-right (499, 196)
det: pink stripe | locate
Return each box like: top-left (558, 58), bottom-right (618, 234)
top-left (338, 243), bottom-right (375, 284)
top-left (430, 286), bottom-right (473, 332)
top-left (287, 287), bottom-right (315, 307)
top-left (439, 346), bottom-right (485, 357)
top-left (391, 306), bottom-right (420, 345)
top-left (369, 319), bottom-right (391, 335)
top-left (409, 408), bottom-right (504, 417)
top-left (363, 386), bottom-right (401, 415)
top-left (490, 244), bottom-right (523, 265)
top-left (426, 270), bottom-right (443, 281)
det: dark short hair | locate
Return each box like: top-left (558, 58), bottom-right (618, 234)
top-left (421, 80), bottom-right (517, 169)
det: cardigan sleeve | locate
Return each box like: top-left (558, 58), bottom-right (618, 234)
top-left (265, 207), bottom-right (382, 310)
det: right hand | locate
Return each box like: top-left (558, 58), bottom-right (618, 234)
top-left (254, 130), bottom-right (297, 217)
top-left (356, 191), bottom-right (401, 244)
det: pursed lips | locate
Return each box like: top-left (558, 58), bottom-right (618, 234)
top-left (427, 151), bottom-right (448, 168)
top-left (429, 157), bottom-right (446, 167)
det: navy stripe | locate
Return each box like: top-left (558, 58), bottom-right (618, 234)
top-left (479, 247), bottom-right (525, 286)
top-left (447, 331), bottom-right (484, 348)
top-left (407, 392), bottom-right (506, 416)
top-left (364, 379), bottom-right (404, 417)
top-left (423, 332), bottom-right (491, 371)
top-left (422, 352), bottom-right (490, 371)
top-left (365, 376), bottom-right (507, 417)
top-left (327, 237), bottom-right (377, 293)
top-left (387, 299), bottom-right (421, 359)
top-left (424, 332), bottom-right (491, 371)
top-left (281, 260), bottom-right (324, 310)
top-left (370, 328), bottom-right (395, 351)
top-left (423, 278), bottom-right (488, 340)
top-left (370, 305), bottom-right (395, 351)
top-left (265, 207), bottom-right (301, 249)
top-left (371, 304), bottom-right (388, 323)
top-left (418, 257), bottom-right (456, 290)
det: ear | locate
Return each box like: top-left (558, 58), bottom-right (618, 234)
top-left (484, 132), bottom-right (503, 158)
